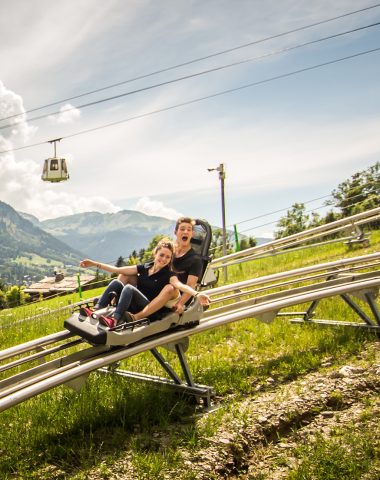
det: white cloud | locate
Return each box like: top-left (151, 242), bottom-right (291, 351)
top-left (25, 191), bottom-right (122, 220)
top-left (49, 104), bottom-right (81, 124)
top-left (1, 0), bottom-right (379, 231)
top-left (0, 82), bottom-right (122, 221)
top-left (0, 80), bottom-right (37, 142)
top-left (132, 196), bottom-right (183, 220)
top-left (0, 0), bottom-right (133, 95)
top-left (0, 144), bottom-right (123, 220)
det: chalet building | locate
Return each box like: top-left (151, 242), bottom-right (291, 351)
top-left (24, 271), bottom-right (96, 299)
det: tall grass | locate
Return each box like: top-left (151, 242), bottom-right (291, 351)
top-left (0, 286), bottom-right (105, 349)
top-left (288, 419), bottom-right (380, 480)
top-left (0, 232), bottom-right (378, 478)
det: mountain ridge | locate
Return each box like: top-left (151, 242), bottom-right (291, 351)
top-left (0, 200), bottom-right (84, 284)
top-left (38, 210), bottom-right (176, 262)
top-left (2, 199), bottom-right (271, 283)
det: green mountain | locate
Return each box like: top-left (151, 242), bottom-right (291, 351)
top-left (0, 201), bottom-right (83, 284)
top-left (2, 199), bottom-right (271, 285)
top-left (38, 211), bottom-right (272, 263)
top-left (39, 210), bottom-right (175, 263)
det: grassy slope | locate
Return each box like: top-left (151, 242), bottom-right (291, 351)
top-left (0, 231), bottom-right (379, 479)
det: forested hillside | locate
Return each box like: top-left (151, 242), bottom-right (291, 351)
top-left (0, 201), bottom-right (83, 284)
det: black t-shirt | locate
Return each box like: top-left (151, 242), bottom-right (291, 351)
top-left (136, 263), bottom-right (175, 301)
top-left (172, 248), bottom-right (203, 284)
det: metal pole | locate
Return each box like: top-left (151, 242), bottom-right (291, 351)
top-left (207, 163), bottom-right (228, 281)
top-left (48, 138), bottom-right (62, 157)
top-left (219, 164), bottom-right (226, 256)
top-left (218, 164), bottom-right (228, 281)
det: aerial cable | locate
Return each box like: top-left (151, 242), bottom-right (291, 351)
top-left (237, 204), bottom-right (329, 235)
top-left (238, 197), bottom-right (376, 235)
top-left (1, 2), bottom-right (380, 123)
top-left (228, 194), bottom-right (334, 228)
top-left (1, 20), bottom-right (379, 132)
top-left (229, 186), bottom-right (376, 231)
top-left (1, 46), bottom-right (379, 156)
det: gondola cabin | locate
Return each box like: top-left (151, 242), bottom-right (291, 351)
top-left (42, 138), bottom-right (69, 183)
top-left (41, 157), bottom-right (69, 182)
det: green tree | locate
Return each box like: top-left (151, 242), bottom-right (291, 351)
top-left (248, 237), bottom-right (257, 248)
top-left (6, 286), bottom-right (21, 308)
top-left (107, 256), bottom-right (127, 278)
top-left (210, 229), bottom-right (233, 258)
top-left (274, 203), bottom-right (309, 239)
top-left (141, 234), bottom-right (168, 262)
top-left (308, 212), bottom-right (323, 229)
top-left (5, 286), bottom-right (29, 308)
top-left (115, 256), bottom-right (126, 267)
top-left (128, 250), bottom-right (139, 265)
top-left (0, 290), bottom-right (6, 309)
top-left (240, 236), bottom-right (257, 250)
top-left (327, 161), bottom-right (380, 220)
top-left (127, 254), bottom-right (138, 265)
top-left (323, 209), bottom-right (340, 224)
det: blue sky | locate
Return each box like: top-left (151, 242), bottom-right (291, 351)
top-left (0, 0), bottom-right (379, 238)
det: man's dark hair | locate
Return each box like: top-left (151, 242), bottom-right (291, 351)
top-left (174, 217), bottom-right (195, 233)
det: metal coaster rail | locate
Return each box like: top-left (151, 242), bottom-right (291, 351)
top-left (209, 206), bottom-right (380, 271)
top-left (0, 249), bottom-right (379, 412)
top-left (1, 207), bottom-right (378, 329)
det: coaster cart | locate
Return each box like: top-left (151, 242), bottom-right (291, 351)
top-left (64, 219), bottom-right (213, 347)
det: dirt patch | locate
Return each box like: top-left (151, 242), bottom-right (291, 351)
top-left (71, 341), bottom-right (380, 480)
top-left (176, 342), bottom-right (380, 479)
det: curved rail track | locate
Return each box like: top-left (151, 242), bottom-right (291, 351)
top-left (0, 251), bottom-right (379, 412)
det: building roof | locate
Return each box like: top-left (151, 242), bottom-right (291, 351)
top-left (24, 274), bottom-right (96, 294)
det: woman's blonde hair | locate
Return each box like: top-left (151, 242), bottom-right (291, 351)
top-left (153, 238), bottom-right (174, 255)
top-left (153, 238), bottom-right (175, 270)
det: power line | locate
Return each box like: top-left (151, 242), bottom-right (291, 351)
top-left (1, 20), bottom-right (379, 131)
top-left (238, 203), bottom-right (333, 235)
top-left (238, 193), bottom-right (377, 236)
top-left (228, 194), bottom-right (334, 228)
top-left (1, 2), bottom-right (379, 124)
top-left (1, 46), bottom-right (379, 156)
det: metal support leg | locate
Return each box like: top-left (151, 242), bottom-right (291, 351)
top-left (175, 343), bottom-right (195, 387)
top-left (290, 288), bottom-right (380, 333)
top-left (100, 342), bottom-right (215, 408)
top-left (341, 293), bottom-right (375, 326)
top-left (150, 347), bottom-right (182, 384)
top-left (365, 292), bottom-right (380, 326)
top-left (304, 299), bottom-right (320, 321)
top-left (150, 344), bottom-right (214, 407)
